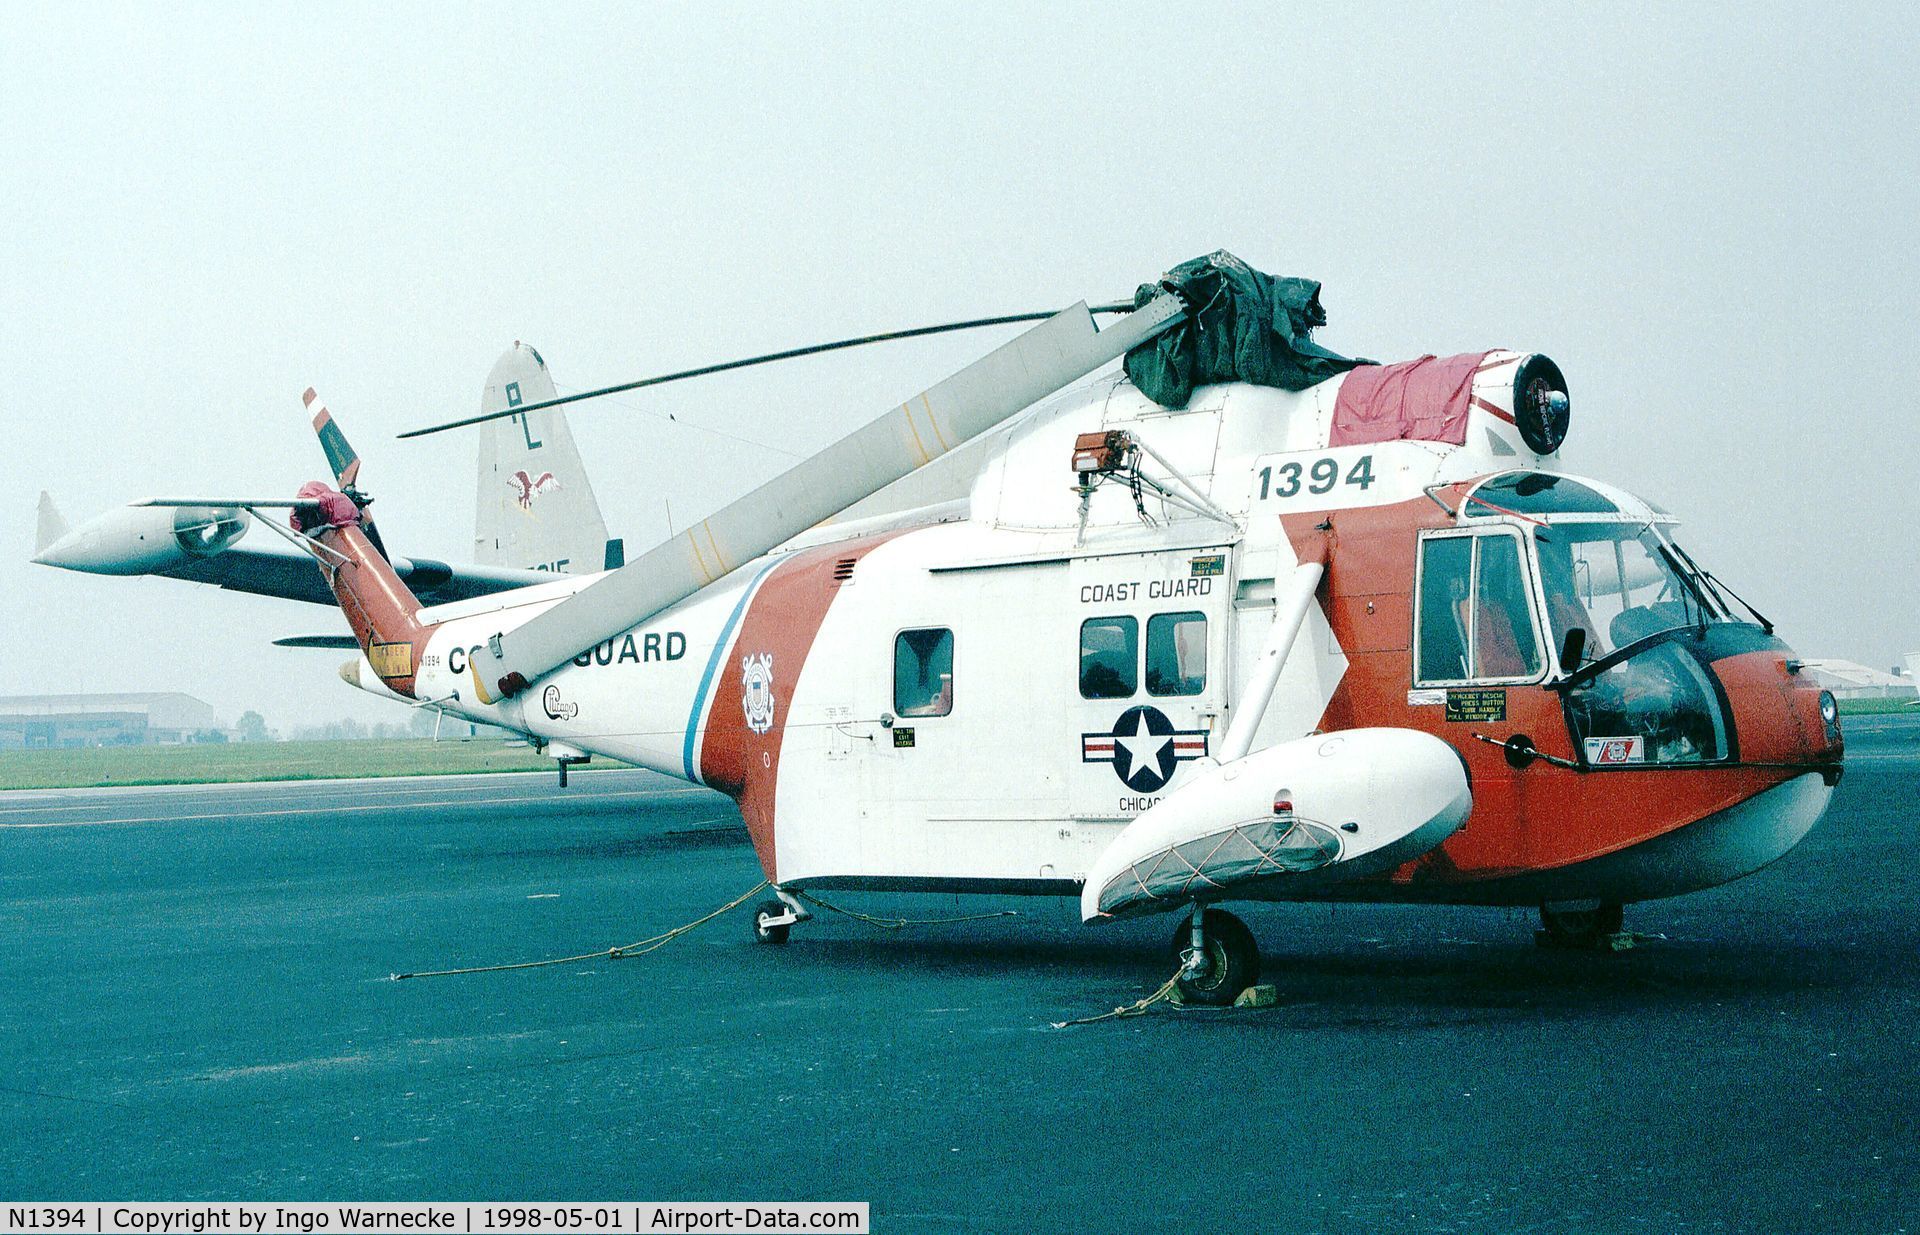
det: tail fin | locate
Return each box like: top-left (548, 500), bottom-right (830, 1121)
top-left (299, 389), bottom-right (432, 698)
top-left (473, 342), bottom-right (618, 574)
top-left (35, 491), bottom-right (71, 556)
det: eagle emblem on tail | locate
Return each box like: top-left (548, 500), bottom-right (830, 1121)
top-left (508, 469), bottom-right (560, 512)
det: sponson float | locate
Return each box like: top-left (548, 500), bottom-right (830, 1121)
top-left (38, 253), bottom-right (1842, 1004)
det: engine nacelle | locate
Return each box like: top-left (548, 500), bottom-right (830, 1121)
top-left (33, 502), bottom-right (247, 574)
top-left (1080, 727), bottom-right (1473, 921)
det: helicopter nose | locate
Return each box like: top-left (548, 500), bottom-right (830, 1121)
top-left (1712, 647), bottom-right (1844, 774)
top-left (1617, 769), bottom-right (1836, 900)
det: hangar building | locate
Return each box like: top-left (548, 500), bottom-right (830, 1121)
top-left (0, 692), bottom-right (232, 749)
top-left (1797, 660), bottom-right (1918, 703)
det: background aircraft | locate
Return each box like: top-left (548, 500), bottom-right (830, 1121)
top-left (36, 343), bottom-right (621, 646)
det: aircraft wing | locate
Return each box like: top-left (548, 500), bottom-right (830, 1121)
top-left (161, 543), bottom-right (552, 607)
top-left (32, 492), bottom-right (555, 608)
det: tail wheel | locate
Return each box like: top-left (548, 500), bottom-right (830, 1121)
top-left (752, 900), bottom-right (792, 946)
top-left (1537, 901), bottom-right (1624, 949)
top-left (1170, 908), bottom-right (1259, 1006)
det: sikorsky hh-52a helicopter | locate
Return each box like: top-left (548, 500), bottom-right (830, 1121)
top-left (35, 252), bottom-right (1843, 1005)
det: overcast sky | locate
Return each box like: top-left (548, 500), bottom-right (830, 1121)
top-left (2, 3), bottom-right (1915, 732)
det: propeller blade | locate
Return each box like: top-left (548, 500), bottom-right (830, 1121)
top-left (397, 303), bottom-right (1138, 440)
top-left (470, 294), bottom-right (1187, 699)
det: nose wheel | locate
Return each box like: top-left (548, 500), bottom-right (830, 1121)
top-left (751, 891), bottom-right (809, 946)
top-left (1171, 906), bottom-right (1260, 1006)
top-left (1536, 900), bottom-right (1626, 950)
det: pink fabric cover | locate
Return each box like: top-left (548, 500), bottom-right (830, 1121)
top-left (1328, 351), bottom-right (1492, 447)
top-left (291, 481), bottom-right (360, 531)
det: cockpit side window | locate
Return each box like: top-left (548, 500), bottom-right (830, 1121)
top-left (1473, 535), bottom-right (1543, 678)
top-left (1415, 531), bottom-right (1545, 685)
top-left (1416, 537), bottom-right (1472, 682)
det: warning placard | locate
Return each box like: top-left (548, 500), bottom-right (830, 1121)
top-left (1444, 688), bottom-right (1507, 723)
top-left (369, 641), bottom-right (413, 679)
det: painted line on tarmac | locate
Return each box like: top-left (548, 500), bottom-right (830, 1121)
top-left (0, 770), bottom-right (682, 815)
top-left (0, 787), bottom-right (709, 830)
top-left (0, 767), bottom-right (672, 806)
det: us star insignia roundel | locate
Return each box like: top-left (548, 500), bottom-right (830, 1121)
top-left (1082, 705), bottom-right (1209, 792)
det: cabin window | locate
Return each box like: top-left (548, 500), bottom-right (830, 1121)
top-left (1415, 531), bottom-right (1544, 684)
top-left (894, 628), bottom-right (954, 717)
top-left (1146, 611), bottom-right (1207, 696)
top-left (1080, 616), bottom-right (1138, 699)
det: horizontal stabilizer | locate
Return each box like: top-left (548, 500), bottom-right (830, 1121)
top-left (272, 634), bottom-right (361, 649)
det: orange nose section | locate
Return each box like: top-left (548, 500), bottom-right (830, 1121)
top-left (1715, 649), bottom-right (1843, 772)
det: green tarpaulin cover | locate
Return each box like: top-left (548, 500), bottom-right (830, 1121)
top-left (1124, 250), bottom-right (1366, 409)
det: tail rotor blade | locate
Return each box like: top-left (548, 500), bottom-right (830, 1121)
top-left (303, 387), bottom-right (390, 559)
top-left (306, 387), bottom-right (362, 489)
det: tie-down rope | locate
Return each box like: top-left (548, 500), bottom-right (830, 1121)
top-left (792, 889), bottom-right (1018, 930)
top-left (390, 880), bottom-right (770, 980)
top-left (389, 882), bottom-right (1023, 980)
top-left (1050, 968), bottom-right (1186, 1028)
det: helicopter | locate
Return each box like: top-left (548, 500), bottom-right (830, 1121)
top-left (35, 252), bottom-right (1842, 1005)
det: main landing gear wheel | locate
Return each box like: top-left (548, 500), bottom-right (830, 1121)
top-left (1536, 901), bottom-right (1625, 950)
top-left (752, 900), bottom-right (793, 946)
top-left (1171, 907), bottom-right (1259, 1007)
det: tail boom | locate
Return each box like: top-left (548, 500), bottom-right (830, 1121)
top-left (294, 481), bottom-right (432, 698)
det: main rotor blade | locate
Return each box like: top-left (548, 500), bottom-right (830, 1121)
top-left (398, 303), bottom-right (1138, 440)
top-left (470, 293), bottom-right (1187, 700)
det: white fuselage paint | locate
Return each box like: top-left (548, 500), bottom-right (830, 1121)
top-left (398, 362), bottom-right (1563, 892)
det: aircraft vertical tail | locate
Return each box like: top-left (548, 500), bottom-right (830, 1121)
top-left (35, 491), bottom-right (70, 556)
top-left (474, 343), bottom-right (619, 575)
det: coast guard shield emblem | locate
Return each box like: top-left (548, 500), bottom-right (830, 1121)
top-left (742, 653), bottom-right (776, 735)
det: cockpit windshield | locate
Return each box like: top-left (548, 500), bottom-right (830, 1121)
top-left (1534, 523), bottom-right (1737, 663)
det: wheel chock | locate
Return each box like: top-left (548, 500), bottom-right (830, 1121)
top-left (1533, 928), bottom-right (1644, 952)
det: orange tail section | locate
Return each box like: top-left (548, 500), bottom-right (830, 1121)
top-left (296, 389), bottom-right (434, 698)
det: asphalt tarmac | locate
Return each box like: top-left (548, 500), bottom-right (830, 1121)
top-left (3, 715), bottom-right (1917, 1232)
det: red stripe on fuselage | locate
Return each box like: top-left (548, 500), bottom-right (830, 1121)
top-left (1470, 394), bottom-right (1516, 424)
top-left (696, 532), bottom-right (903, 882)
